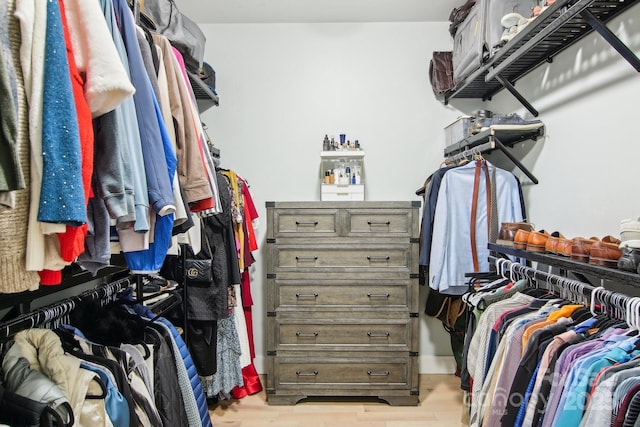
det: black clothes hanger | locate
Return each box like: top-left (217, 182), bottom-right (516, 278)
top-left (569, 307), bottom-right (593, 325)
top-left (84, 376), bottom-right (108, 400)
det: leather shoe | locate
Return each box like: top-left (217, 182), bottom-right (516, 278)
top-left (618, 246), bottom-right (640, 272)
top-left (556, 238), bottom-right (573, 257)
top-left (514, 229), bottom-right (531, 250)
top-left (497, 222), bottom-right (535, 247)
top-left (526, 230), bottom-right (550, 253)
top-left (570, 237), bottom-right (599, 262)
top-left (589, 240), bottom-right (622, 268)
top-left (601, 235), bottom-right (621, 246)
top-left (545, 231), bottom-right (565, 254)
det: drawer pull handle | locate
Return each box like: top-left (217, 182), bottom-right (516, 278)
top-left (367, 221), bottom-right (390, 226)
top-left (367, 256), bottom-right (390, 261)
top-left (296, 293), bottom-right (319, 298)
top-left (296, 331), bottom-right (319, 338)
top-left (296, 256), bottom-right (318, 261)
top-left (296, 221), bottom-right (318, 226)
top-left (296, 370), bottom-right (319, 377)
top-left (367, 293), bottom-right (390, 298)
top-left (367, 370), bottom-right (390, 377)
top-left (367, 331), bottom-right (390, 338)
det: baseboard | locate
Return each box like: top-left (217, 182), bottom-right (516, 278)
top-left (253, 355), bottom-right (456, 375)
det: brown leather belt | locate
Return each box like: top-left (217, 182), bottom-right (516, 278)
top-left (470, 160), bottom-right (491, 272)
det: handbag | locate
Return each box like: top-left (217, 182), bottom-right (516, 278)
top-left (184, 224), bottom-right (213, 284)
top-left (184, 258), bottom-right (212, 283)
top-left (429, 51), bottom-right (455, 99)
top-left (425, 288), bottom-right (466, 330)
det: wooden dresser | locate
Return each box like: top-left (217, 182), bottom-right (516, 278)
top-left (265, 201), bottom-right (421, 405)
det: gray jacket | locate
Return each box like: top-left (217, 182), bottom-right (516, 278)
top-left (1, 355), bottom-right (73, 426)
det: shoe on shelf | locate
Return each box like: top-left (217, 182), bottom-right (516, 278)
top-left (497, 222), bottom-right (535, 247)
top-left (526, 230), bottom-right (550, 253)
top-left (618, 247), bottom-right (640, 272)
top-left (589, 240), bottom-right (623, 268)
top-left (545, 231), bottom-right (565, 254)
top-left (601, 235), bottom-right (621, 245)
top-left (570, 237), bottom-right (600, 263)
top-left (141, 273), bottom-right (170, 295)
top-left (514, 229), bottom-right (532, 250)
top-left (556, 238), bottom-right (573, 257)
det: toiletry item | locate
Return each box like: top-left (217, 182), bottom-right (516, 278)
top-left (323, 135), bottom-right (330, 151)
top-left (324, 170), bottom-right (331, 184)
top-left (355, 140), bottom-right (360, 150)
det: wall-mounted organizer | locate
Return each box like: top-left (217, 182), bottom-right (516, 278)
top-left (443, 0), bottom-right (640, 116)
top-left (489, 242), bottom-right (640, 292)
top-left (444, 122), bottom-right (545, 184)
top-left (320, 151), bottom-right (365, 201)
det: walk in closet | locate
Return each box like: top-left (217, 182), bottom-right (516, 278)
top-left (1, 0), bottom-right (640, 425)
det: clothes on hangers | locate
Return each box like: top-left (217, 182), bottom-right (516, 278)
top-left (462, 260), bottom-right (640, 427)
top-left (426, 160), bottom-right (525, 295)
top-left (0, 283), bottom-right (214, 427)
top-left (2, 0), bottom-right (223, 287)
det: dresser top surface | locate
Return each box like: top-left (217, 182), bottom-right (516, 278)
top-left (266, 201), bottom-right (421, 209)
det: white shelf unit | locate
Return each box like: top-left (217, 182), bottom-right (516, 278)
top-left (320, 151), bottom-right (365, 201)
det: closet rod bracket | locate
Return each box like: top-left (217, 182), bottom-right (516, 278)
top-left (580, 8), bottom-right (640, 72)
top-left (492, 136), bottom-right (539, 184)
top-left (493, 74), bottom-right (539, 117)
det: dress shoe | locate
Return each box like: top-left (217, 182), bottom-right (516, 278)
top-left (544, 231), bottom-right (565, 254)
top-left (514, 229), bottom-right (531, 250)
top-left (601, 235), bottom-right (621, 246)
top-left (526, 230), bottom-right (550, 253)
top-left (497, 222), bottom-right (535, 247)
top-left (556, 238), bottom-right (573, 257)
top-left (570, 237), bottom-right (599, 263)
top-left (589, 240), bottom-right (623, 268)
top-left (618, 247), bottom-right (640, 272)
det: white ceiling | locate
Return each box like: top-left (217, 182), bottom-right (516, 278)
top-left (174, 0), bottom-right (461, 24)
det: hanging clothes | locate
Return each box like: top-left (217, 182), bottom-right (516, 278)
top-left (463, 260), bottom-right (640, 427)
top-left (428, 160), bottom-right (524, 295)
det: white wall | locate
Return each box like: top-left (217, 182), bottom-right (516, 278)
top-left (197, 7), bottom-right (640, 374)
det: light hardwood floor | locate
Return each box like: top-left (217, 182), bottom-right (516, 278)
top-left (209, 375), bottom-right (466, 427)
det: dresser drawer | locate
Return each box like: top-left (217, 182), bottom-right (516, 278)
top-left (271, 208), bottom-right (339, 237)
top-left (346, 208), bottom-right (414, 238)
top-left (275, 318), bottom-right (412, 349)
top-left (273, 279), bottom-right (411, 310)
top-left (272, 244), bottom-right (413, 271)
top-left (274, 358), bottom-right (411, 388)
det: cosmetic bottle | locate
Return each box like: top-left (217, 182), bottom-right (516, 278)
top-left (323, 135), bottom-right (330, 151)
